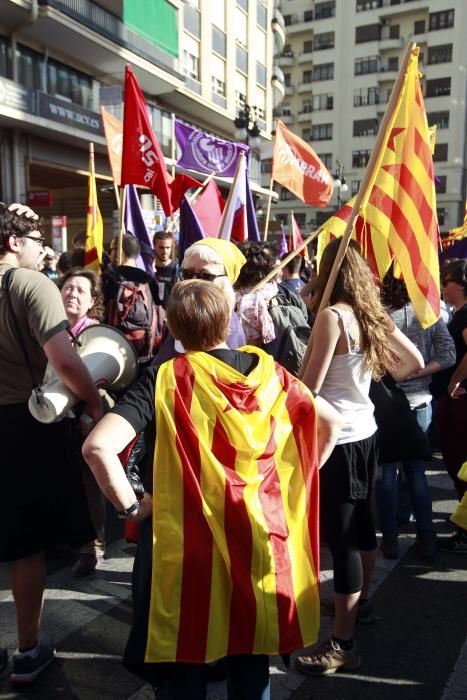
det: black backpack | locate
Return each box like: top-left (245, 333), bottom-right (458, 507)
top-left (262, 284), bottom-right (311, 376)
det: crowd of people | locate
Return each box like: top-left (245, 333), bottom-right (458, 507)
top-left (0, 200), bottom-right (465, 698)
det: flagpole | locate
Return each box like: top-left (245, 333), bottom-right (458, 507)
top-left (251, 228), bottom-right (321, 293)
top-left (171, 113), bottom-right (176, 180)
top-left (290, 209), bottom-right (294, 251)
top-left (263, 177), bottom-right (274, 241)
top-left (118, 185), bottom-right (126, 266)
top-left (113, 183), bottom-right (121, 210)
top-left (299, 41), bottom-right (416, 380)
top-left (217, 152), bottom-right (245, 238)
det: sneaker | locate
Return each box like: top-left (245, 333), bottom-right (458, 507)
top-left (11, 642), bottom-right (55, 684)
top-left (381, 532), bottom-right (399, 560)
top-left (0, 648), bottom-right (8, 678)
top-left (416, 531), bottom-right (437, 560)
top-left (438, 531), bottom-right (467, 554)
top-left (72, 553), bottom-right (98, 578)
top-left (320, 597), bottom-right (375, 625)
top-left (295, 639), bottom-right (361, 676)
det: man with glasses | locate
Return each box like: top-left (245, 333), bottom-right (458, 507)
top-left (0, 202), bottom-right (102, 684)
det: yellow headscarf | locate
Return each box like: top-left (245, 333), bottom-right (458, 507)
top-left (189, 239), bottom-right (246, 284)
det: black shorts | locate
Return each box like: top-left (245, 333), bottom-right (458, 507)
top-left (0, 403), bottom-right (95, 562)
top-left (320, 433), bottom-right (378, 502)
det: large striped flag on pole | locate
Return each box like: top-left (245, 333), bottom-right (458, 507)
top-left (358, 45), bottom-right (440, 327)
top-left (84, 143), bottom-right (103, 271)
top-left (144, 348), bottom-right (320, 663)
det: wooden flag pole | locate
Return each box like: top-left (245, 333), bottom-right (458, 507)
top-left (251, 228), bottom-right (321, 294)
top-left (263, 177), bottom-right (274, 241)
top-left (118, 185), bottom-right (126, 266)
top-left (299, 41), bottom-right (416, 380)
top-left (113, 183), bottom-right (121, 210)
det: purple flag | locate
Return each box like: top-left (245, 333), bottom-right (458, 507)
top-left (245, 170), bottom-right (260, 242)
top-left (178, 196), bottom-right (205, 263)
top-left (124, 185), bottom-right (154, 274)
top-left (175, 118), bottom-right (250, 177)
top-left (279, 225), bottom-right (288, 256)
top-left (440, 237), bottom-right (467, 263)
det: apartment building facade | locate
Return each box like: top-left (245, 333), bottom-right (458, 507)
top-left (0, 0), bottom-right (284, 242)
top-left (268, 0), bottom-right (467, 238)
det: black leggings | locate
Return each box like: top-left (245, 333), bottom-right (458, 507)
top-left (320, 437), bottom-right (378, 594)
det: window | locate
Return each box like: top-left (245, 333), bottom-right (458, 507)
top-left (153, 107), bottom-right (173, 157)
top-left (312, 123), bottom-right (333, 141)
top-left (256, 28), bottom-right (266, 64)
top-left (414, 19), bottom-right (425, 34)
top-left (184, 4), bottom-right (200, 37)
top-left (212, 26), bottom-right (226, 56)
top-left (257, 2), bottom-right (267, 29)
top-left (17, 44), bottom-right (41, 92)
top-left (389, 24), bottom-right (400, 39)
top-left (357, 0), bottom-right (382, 9)
top-left (183, 34), bottom-right (200, 80)
top-left (294, 213), bottom-right (306, 228)
top-left (235, 7), bottom-right (247, 46)
top-left (317, 153), bottom-right (332, 169)
top-left (314, 31), bottom-right (335, 50)
top-left (356, 24), bottom-right (381, 43)
top-left (281, 188), bottom-right (296, 201)
top-left (236, 44), bottom-right (248, 73)
top-left (235, 71), bottom-right (246, 108)
top-left (303, 40), bottom-right (313, 53)
top-left (256, 61), bottom-right (266, 87)
top-left (352, 149), bottom-right (372, 168)
top-left (428, 45), bottom-right (453, 65)
top-left (45, 56), bottom-right (93, 108)
top-left (261, 159), bottom-right (272, 174)
top-left (354, 87), bottom-right (380, 106)
top-left (211, 55), bottom-right (226, 97)
top-left (388, 56), bottom-right (399, 71)
top-left (304, 10), bottom-right (313, 21)
top-left (427, 111), bottom-right (449, 129)
top-left (302, 128), bottom-right (311, 141)
top-left (353, 118), bottom-right (378, 136)
top-left (313, 63), bottom-right (334, 81)
top-left (237, 0), bottom-right (248, 10)
top-left (315, 1), bottom-right (335, 20)
top-left (0, 36), bottom-right (10, 79)
top-left (351, 180), bottom-right (361, 195)
top-left (281, 104), bottom-right (291, 117)
top-left (437, 208), bottom-right (446, 226)
top-left (434, 143), bottom-right (448, 162)
top-left (282, 44), bottom-right (293, 57)
top-left (426, 78), bottom-right (451, 97)
top-left (284, 72), bottom-right (292, 87)
top-left (354, 56), bottom-right (379, 75)
top-left (312, 93), bottom-right (333, 111)
top-left (302, 100), bottom-right (312, 113)
top-left (283, 14), bottom-right (293, 26)
top-left (435, 175), bottom-right (447, 194)
top-left (429, 10), bottom-right (455, 31)
top-left (302, 69), bottom-right (313, 84)
top-left (255, 87), bottom-right (266, 120)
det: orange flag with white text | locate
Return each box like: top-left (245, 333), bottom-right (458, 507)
top-left (272, 120), bottom-right (333, 208)
top-left (101, 107), bottom-right (123, 186)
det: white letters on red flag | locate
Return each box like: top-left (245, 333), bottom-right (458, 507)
top-left (121, 65), bottom-right (199, 216)
top-left (272, 120), bottom-right (333, 208)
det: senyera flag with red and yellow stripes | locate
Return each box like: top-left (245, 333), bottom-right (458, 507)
top-left (145, 348), bottom-right (320, 664)
top-left (84, 150), bottom-right (103, 272)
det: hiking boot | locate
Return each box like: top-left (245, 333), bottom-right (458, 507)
top-left (72, 553), bottom-right (98, 578)
top-left (10, 642), bottom-right (55, 685)
top-left (295, 639), bottom-right (361, 676)
top-left (438, 531), bottom-right (467, 554)
top-left (0, 648), bottom-right (8, 678)
top-left (381, 532), bottom-right (399, 560)
top-left (416, 531), bottom-right (436, 560)
top-left (320, 596), bottom-right (375, 624)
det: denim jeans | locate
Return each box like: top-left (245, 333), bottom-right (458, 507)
top-left (376, 403), bottom-right (434, 534)
top-left (155, 655), bottom-right (270, 700)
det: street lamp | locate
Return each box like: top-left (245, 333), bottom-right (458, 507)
top-left (333, 160), bottom-right (349, 209)
top-left (234, 101), bottom-right (261, 148)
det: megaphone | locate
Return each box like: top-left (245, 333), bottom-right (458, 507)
top-left (28, 324), bottom-right (139, 424)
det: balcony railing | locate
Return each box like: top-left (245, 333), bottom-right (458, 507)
top-left (38, 0), bottom-right (181, 76)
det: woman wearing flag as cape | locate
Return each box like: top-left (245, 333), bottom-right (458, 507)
top-left (83, 279), bottom-right (343, 699)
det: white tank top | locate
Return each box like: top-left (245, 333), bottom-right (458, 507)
top-left (319, 308), bottom-right (377, 445)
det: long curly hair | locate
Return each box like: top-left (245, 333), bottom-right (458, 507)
top-left (313, 239), bottom-right (395, 379)
top-left (234, 243), bottom-right (275, 289)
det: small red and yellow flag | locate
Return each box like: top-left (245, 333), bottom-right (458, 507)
top-left (145, 348), bottom-right (320, 664)
top-left (84, 145), bottom-right (103, 271)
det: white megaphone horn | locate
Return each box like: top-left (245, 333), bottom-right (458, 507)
top-left (28, 324), bottom-right (139, 424)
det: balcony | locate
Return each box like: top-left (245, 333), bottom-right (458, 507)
top-left (284, 85), bottom-right (295, 96)
top-left (298, 51), bottom-right (313, 65)
top-left (276, 52), bottom-right (295, 67)
top-left (272, 8), bottom-right (286, 53)
top-left (285, 12), bottom-right (314, 35)
top-left (377, 67), bottom-right (398, 83)
top-left (378, 36), bottom-right (403, 51)
top-left (272, 66), bottom-right (286, 107)
top-left (273, 112), bottom-right (294, 125)
top-left (297, 112), bottom-right (312, 123)
top-left (15, 0), bottom-right (186, 96)
top-left (297, 82), bottom-right (313, 94)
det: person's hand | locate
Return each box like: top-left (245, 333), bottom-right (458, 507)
top-left (80, 400), bottom-right (104, 435)
top-left (448, 380), bottom-right (466, 399)
top-left (130, 492), bottom-right (152, 523)
top-left (8, 203), bottom-right (39, 219)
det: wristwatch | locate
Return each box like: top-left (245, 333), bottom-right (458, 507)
top-left (116, 501), bottom-right (140, 519)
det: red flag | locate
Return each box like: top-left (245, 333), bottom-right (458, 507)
top-left (218, 153), bottom-right (248, 242)
top-left (272, 120), bottom-right (333, 208)
top-left (193, 179), bottom-right (225, 237)
top-left (289, 213), bottom-right (308, 259)
top-left (121, 65), bottom-right (200, 216)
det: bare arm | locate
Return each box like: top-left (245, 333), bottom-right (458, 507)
top-left (44, 330), bottom-right (103, 423)
top-left (385, 318), bottom-right (425, 382)
top-left (314, 394), bottom-right (344, 468)
top-left (82, 412), bottom-right (152, 521)
top-left (301, 308), bottom-right (340, 393)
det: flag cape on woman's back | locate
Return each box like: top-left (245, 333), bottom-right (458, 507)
top-left (145, 347), bottom-right (320, 663)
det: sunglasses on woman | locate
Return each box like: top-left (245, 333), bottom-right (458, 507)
top-left (179, 269), bottom-right (226, 283)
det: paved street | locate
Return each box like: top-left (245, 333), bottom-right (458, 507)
top-left (1, 458), bottom-right (466, 700)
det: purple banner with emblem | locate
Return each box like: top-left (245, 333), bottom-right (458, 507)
top-left (174, 118), bottom-right (250, 177)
